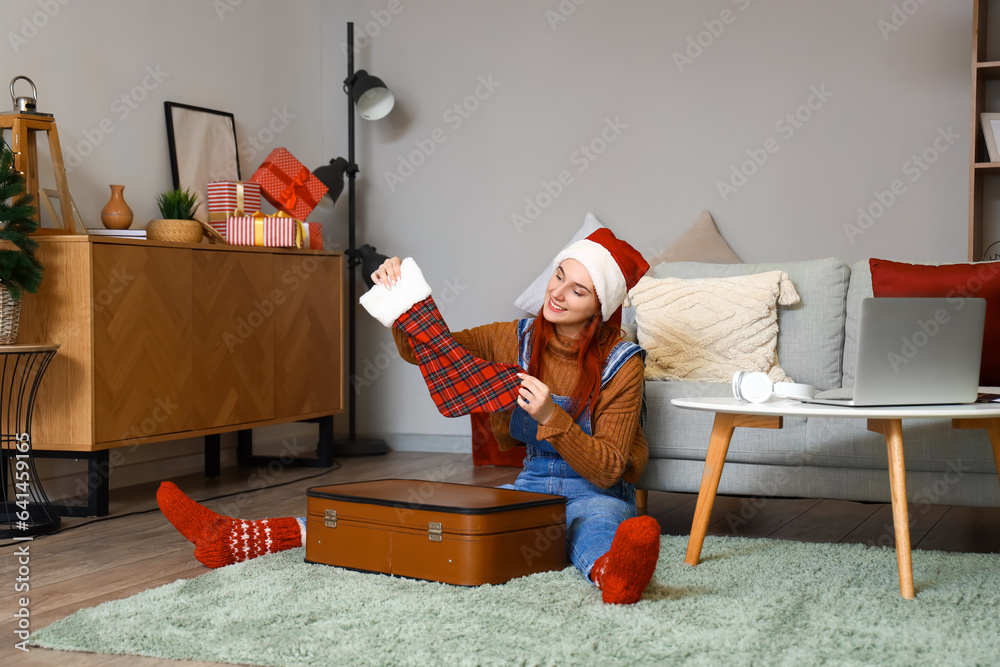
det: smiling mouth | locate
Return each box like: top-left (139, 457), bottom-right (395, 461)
top-left (548, 298), bottom-right (566, 313)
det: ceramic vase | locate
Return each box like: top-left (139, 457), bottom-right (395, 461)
top-left (100, 184), bottom-right (133, 230)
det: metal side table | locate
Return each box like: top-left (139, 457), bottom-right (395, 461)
top-left (0, 344), bottom-right (60, 538)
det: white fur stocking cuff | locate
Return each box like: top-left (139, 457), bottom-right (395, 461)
top-left (358, 257), bottom-right (433, 327)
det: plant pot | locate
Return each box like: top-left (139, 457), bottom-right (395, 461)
top-left (146, 219), bottom-right (204, 244)
top-left (0, 284), bottom-right (22, 344)
top-left (101, 184), bottom-right (134, 230)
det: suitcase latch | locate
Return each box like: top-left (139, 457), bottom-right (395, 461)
top-left (325, 509), bottom-right (337, 528)
top-left (428, 522), bottom-right (442, 542)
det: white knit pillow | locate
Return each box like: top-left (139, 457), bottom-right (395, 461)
top-left (627, 271), bottom-right (800, 382)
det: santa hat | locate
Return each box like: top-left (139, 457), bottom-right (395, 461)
top-left (553, 228), bottom-right (649, 323)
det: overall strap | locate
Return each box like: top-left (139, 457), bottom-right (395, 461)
top-left (601, 340), bottom-right (648, 428)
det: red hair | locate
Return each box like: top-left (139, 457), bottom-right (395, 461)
top-left (526, 302), bottom-right (620, 420)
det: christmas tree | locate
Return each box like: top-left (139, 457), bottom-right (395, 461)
top-left (0, 137), bottom-right (43, 301)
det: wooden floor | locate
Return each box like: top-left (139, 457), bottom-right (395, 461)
top-left (4, 450), bottom-right (1000, 666)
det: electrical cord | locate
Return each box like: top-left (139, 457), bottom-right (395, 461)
top-left (0, 459), bottom-right (342, 549)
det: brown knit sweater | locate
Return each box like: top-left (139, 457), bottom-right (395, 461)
top-left (392, 321), bottom-right (648, 489)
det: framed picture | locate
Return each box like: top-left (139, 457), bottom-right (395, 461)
top-left (164, 102), bottom-right (240, 221)
top-left (39, 188), bottom-right (85, 234)
top-left (981, 113), bottom-right (1000, 163)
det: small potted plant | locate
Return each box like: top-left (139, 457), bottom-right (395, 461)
top-left (0, 139), bottom-right (43, 344)
top-left (147, 188), bottom-right (204, 244)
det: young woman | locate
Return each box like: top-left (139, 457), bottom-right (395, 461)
top-left (158, 228), bottom-right (660, 604)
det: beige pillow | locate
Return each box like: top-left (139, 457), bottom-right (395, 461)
top-left (627, 271), bottom-right (800, 382)
top-left (645, 210), bottom-right (741, 271)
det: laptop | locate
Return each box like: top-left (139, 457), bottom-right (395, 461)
top-left (793, 297), bottom-right (986, 407)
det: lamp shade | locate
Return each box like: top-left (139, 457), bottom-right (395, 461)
top-left (312, 157), bottom-right (348, 204)
top-left (352, 70), bottom-right (395, 120)
top-left (357, 244), bottom-right (390, 288)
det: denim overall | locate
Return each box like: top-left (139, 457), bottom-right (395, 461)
top-left (501, 318), bottom-right (646, 579)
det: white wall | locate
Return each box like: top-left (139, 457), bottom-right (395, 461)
top-left (2, 1), bottom-right (978, 492)
top-left (319, 0), bottom-right (974, 443)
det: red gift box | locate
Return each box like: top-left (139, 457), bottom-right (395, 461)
top-left (249, 148), bottom-right (328, 220)
top-left (301, 221), bottom-right (324, 250)
top-left (206, 181), bottom-right (262, 237)
top-left (225, 211), bottom-right (301, 248)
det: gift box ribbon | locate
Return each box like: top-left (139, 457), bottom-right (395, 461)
top-left (249, 211), bottom-right (305, 248)
top-left (208, 182), bottom-right (252, 223)
top-left (259, 161), bottom-right (319, 215)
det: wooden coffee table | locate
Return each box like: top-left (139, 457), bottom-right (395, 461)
top-left (672, 396), bottom-right (1000, 599)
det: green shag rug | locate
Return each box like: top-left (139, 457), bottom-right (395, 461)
top-left (31, 535), bottom-right (1000, 666)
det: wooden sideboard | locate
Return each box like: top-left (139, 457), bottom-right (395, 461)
top-left (18, 236), bottom-right (344, 513)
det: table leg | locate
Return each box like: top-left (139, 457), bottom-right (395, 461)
top-left (868, 418), bottom-right (915, 600)
top-left (685, 412), bottom-right (782, 566)
top-left (636, 489), bottom-right (648, 516)
top-left (686, 413), bottom-right (737, 566)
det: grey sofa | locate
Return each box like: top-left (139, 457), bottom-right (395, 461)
top-left (635, 257), bottom-right (1000, 508)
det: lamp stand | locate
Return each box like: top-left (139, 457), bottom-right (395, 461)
top-left (334, 21), bottom-right (388, 457)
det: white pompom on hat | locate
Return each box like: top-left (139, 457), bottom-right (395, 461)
top-left (552, 228), bottom-right (649, 323)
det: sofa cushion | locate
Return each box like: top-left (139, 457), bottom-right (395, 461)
top-left (644, 209), bottom-right (742, 267)
top-left (628, 271), bottom-right (799, 382)
top-left (842, 260), bottom-right (873, 387)
top-left (869, 258), bottom-right (1000, 386)
top-left (652, 258), bottom-right (850, 389)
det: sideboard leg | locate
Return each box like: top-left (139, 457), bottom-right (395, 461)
top-left (204, 435), bottom-right (221, 479)
top-left (87, 451), bottom-right (110, 517)
top-left (235, 418), bottom-right (337, 469)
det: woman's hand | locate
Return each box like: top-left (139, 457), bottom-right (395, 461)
top-left (517, 373), bottom-right (555, 425)
top-left (371, 257), bottom-right (403, 289)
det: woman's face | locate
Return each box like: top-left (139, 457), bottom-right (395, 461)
top-left (542, 259), bottom-right (599, 336)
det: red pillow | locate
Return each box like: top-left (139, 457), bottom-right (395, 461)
top-left (869, 258), bottom-right (1000, 386)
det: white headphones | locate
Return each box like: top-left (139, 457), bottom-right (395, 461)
top-left (732, 371), bottom-right (817, 404)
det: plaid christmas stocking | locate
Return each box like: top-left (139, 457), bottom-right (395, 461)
top-left (360, 258), bottom-right (522, 417)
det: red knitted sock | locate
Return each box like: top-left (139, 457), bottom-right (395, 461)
top-left (157, 481), bottom-right (223, 544)
top-left (157, 482), bottom-right (302, 568)
top-left (590, 515), bottom-right (661, 604)
top-left (395, 297), bottom-right (522, 417)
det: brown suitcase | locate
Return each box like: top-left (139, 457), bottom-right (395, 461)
top-left (305, 479), bottom-right (567, 586)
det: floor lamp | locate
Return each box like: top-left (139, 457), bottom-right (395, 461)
top-left (314, 22), bottom-right (394, 457)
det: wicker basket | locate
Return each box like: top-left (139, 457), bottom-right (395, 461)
top-left (146, 219), bottom-right (204, 244)
top-left (0, 284), bottom-right (22, 345)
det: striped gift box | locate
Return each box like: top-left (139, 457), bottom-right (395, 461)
top-left (225, 212), bottom-right (298, 248)
top-left (207, 181), bottom-right (262, 236)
